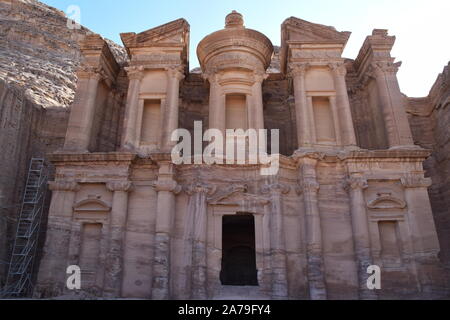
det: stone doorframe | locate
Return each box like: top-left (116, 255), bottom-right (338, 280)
top-left (206, 185), bottom-right (272, 296)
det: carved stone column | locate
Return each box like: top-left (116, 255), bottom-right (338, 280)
top-left (104, 181), bottom-right (133, 297)
top-left (261, 182), bottom-right (290, 299)
top-left (401, 173), bottom-right (441, 291)
top-left (162, 66), bottom-right (185, 151)
top-left (151, 161), bottom-right (181, 300)
top-left (206, 74), bottom-right (225, 156)
top-left (329, 63), bottom-right (358, 148)
top-left (185, 182), bottom-right (216, 299)
top-left (36, 181), bottom-right (79, 297)
top-left (290, 63), bottom-right (312, 148)
top-left (299, 158), bottom-right (327, 299)
top-left (252, 72), bottom-right (268, 131)
top-left (370, 62), bottom-right (414, 148)
top-left (121, 66), bottom-right (144, 150)
top-left (64, 70), bottom-right (102, 152)
top-left (328, 96), bottom-right (342, 146)
top-left (345, 175), bottom-right (377, 299)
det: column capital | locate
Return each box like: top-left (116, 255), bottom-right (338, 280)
top-left (77, 66), bottom-right (105, 81)
top-left (300, 178), bottom-right (320, 194)
top-left (401, 173), bottom-right (432, 189)
top-left (125, 65), bottom-right (145, 80)
top-left (106, 181), bottom-right (134, 192)
top-left (152, 180), bottom-right (182, 194)
top-left (288, 63), bottom-right (310, 78)
top-left (261, 182), bottom-right (290, 195)
top-left (166, 65), bottom-right (185, 81)
top-left (48, 181), bottom-right (80, 192)
top-left (369, 61), bottom-right (401, 77)
top-left (253, 71), bottom-right (269, 83)
top-left (345, 176), bottom-right (368, 191)
top-left (185, 182), bottom-right (216, 196)
top-left (328, 62), bottom-right (347, 77)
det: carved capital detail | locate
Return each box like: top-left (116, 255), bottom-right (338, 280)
top-left (166, 65), bottom-right (185, 81)
top-left (125, 65), bottom-right (145, 80)
top-left (288, 63), bottom-right (310, 78)
top-left (328, 62), bottom-right (347, 77)
top-left (369, 61), bottom-right (401, 77)
top-left (152, 180), bottom-right (182, 194)
top-left (260, 183), bottom-right (290, 195)
top-left (106, 181), bottom-right (134, 193)
top-left (185, 182), bottom-right (217, 196)
top-left (401, 174), bottom-right (432, 189)
top-left (48, 181), bottom-right (80, 192)
top-left (345, 176), bottom-right (368, 191)
top-left (253, 71), bottom-right (269, 83)
top-left (299, 178), bottom-right (320, 194)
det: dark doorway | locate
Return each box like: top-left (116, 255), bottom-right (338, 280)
top-left (220, 214), bottom-right (258, 286)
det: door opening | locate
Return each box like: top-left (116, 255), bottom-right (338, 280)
top-left (220, 214), bottom-right (258, 286)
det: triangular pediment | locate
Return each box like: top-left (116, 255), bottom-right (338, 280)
top-left (121, 18), bottom-right (190, 48)
top-left (282, 17), bottom-right (351, 44)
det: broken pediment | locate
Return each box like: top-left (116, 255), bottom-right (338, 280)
top-left (73, 196), bottom-right (111, 213)
top-left (121, 18), bottom-right (189, 50)
top-left (282, 17), bottom-right (351, 45)
top-left (367, 193), bottom-right (406, 210)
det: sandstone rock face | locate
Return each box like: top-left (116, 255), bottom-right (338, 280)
top-left (0, 0), bottom-right (127, 285)
top-left (407, 63), bottom-right (450, 266)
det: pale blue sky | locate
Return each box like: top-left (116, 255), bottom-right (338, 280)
top-left (42, 0), bottom-right (449, 97)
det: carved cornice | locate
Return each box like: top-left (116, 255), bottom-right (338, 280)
top-left (152, 180), bottom-right (182, 194)
top-left (48, 181), bottom-right (80, 192)
top-left (106, 181), bottom-right (134, 193)
top-left (253, 71), bottom-right (269, 83)
top-left (401, 174), bottom-right (432, 189)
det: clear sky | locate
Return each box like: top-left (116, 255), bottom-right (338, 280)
top-left (41, 0), bottom-right (449, 97)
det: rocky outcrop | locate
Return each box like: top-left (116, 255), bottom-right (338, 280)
top-left (0, 0), bottom-right (127, 285)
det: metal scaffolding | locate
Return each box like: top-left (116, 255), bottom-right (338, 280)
top-left (1, 158), bottom-right (48, 298)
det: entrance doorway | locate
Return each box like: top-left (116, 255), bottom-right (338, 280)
top-left (220, 214), bottom-right (258, 286)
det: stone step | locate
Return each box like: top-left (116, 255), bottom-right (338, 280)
top-left (213, 286), bottom-right (269, 300)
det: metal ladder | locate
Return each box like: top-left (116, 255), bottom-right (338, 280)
top-left (1, 158), bottom-right (48, 298)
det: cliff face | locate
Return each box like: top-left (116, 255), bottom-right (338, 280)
top-left (407, 63), bottom-right (450, 265)
top-left (0, 0), bottom-right (127, 284)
